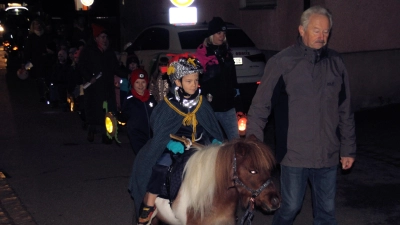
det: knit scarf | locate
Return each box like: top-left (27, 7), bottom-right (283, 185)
top-left (132, 89), bottom-right (150, 102)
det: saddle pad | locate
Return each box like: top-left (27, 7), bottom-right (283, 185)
top-left (159, 149), bottom-right (196, 201)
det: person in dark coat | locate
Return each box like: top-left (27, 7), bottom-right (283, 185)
top-left (129, 56), bottom-right (224, 224)
top-left (49, 49), bottom-right (72, 110)
top-left (120, 68), bottom-right (157, 154)
top-left (23, 18), bottom-right (56, 102)
top-left (195, 17), bottom-right (243, 141)
top-left (78, 24), bottom-right (119, 144)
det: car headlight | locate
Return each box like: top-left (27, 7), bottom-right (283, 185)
top-left (0, 25), bottom-right (4, 32)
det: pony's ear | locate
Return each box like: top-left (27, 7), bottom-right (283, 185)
top-left (246, 134), bottom-right (260, 142)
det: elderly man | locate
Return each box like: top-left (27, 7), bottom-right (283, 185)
top-left (246, 6), bottom-right (356, 225)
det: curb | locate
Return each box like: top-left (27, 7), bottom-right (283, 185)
top-left (0, 172), bottom-right (37, 225)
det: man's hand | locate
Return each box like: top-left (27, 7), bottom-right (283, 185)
top-left (236, 111), bottom-right (244, 120)
top-left (340, 157), bottom-right (355, 170)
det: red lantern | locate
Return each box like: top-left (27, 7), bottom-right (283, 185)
top-left (238, 116), bottom-right (247, 136)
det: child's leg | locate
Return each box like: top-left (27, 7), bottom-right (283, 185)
top-left (138, 163), bottom-right (170, 224)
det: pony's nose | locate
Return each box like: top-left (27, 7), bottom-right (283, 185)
top-left (271, 196), bottom-right (281, 209)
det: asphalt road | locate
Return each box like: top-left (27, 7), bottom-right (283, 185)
top-left (0, 50), bottom-right (399, 225)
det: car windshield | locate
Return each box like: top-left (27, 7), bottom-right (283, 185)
top-left (178, 28), bottom-right (256, 49)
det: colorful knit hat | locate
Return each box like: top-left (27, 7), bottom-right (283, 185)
top-left (167, 55), bottom-right (203, 83)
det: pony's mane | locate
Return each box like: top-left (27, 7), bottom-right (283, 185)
top-left (179, 144), bottom-right (220, 219)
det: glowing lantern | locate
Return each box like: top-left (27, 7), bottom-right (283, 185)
top-left (238, 116), bottom-right (247, 136)
top-left (105, 112), bottom-right (117, 137)
top-left (67, 96), bottom-right (74, 112)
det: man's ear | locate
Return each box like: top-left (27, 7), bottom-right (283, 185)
top-left (298, 25), bottom-right (305, 37)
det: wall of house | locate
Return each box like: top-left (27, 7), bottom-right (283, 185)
top-left (119, 0), bottom-right (400, 111)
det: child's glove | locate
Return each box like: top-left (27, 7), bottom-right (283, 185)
top-left (212, 139), bottom-right (222, 145)
top-left (167, 140), bottom-right (184, 154)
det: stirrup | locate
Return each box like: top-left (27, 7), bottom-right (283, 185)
top-left (137, 204), bottom-right (156, 224)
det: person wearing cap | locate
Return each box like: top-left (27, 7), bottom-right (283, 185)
top-left (195, 17), bottom-right (243, 141)
top-left (128, 56), bottom-right (224, 224)
top-left (120, 68), bottom-right (157, 154)
top-left (78, 24), bottom-right (120, 144)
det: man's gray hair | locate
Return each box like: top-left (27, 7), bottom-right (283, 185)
top-left (300, 6), bottom-right (333, 29)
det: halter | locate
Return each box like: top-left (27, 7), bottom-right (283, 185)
top-left (232, 148), bottom-right (273, 225)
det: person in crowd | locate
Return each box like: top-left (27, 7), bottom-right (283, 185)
top-left (195, 16), bottom-right (243, 141)
top-left (78, 24), bottom-right (119, 144)
top-left (119, 55), bottom-right (140, 108)
top-left (120, 68), bottom-right (157, 154)
top-left (129, 56), bottom-right (224, 224)
top-left (149, 56), bottom-right (170, 102)
top-left (68, 47), bottom-right (77, 65)
top-left (114, 51), bottom-right (123, 111)
top-left (49, 49), bottom-right (71, 111)
top-left (71, 16), bottom-right (91, 46)
top-left (69, 49), bottom-right (87, 129)
top-left (246, 6), bottom-right (356, 225)
top-left (23, 18), bottom-right (56, 103)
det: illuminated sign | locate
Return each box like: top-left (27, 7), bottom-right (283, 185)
top-left (169, 7), bottom-right (197, 25)
top-left (81, 0), bottom-right (94, 7)
top-left (170, 0), bottom-right (194, 8)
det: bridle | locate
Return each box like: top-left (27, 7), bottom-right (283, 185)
top-left (232, 149), bottom-right (273, 225)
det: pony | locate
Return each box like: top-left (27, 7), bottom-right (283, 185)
top-left (146, 135), bottom-right (281, 225)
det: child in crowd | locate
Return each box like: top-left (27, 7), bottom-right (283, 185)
top-left (120, 68), bottom-right (157, 154)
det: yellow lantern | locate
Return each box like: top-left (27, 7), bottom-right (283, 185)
top-left (105, 112), bottom-right (117, 137)
top-left (238, 116), bottom-right (247, 136)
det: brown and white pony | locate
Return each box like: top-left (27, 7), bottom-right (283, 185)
top-left (148, 135), bottom-right (281, 225)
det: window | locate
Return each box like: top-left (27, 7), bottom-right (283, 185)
top-left (227, 29), bottom-right (255, 48)
top-left (131, 28), bottom-right (169, 51)
top-left (240, 0), bottom-right (277, 9)
top-left (178, 29), bottom-right (255, 49)
top-left (179, 30), bottom-right (208, 49)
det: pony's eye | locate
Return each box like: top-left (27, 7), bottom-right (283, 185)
top-left (249, 170), bottom-right (258, 174)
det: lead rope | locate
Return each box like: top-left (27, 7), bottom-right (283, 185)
top-left (240, 197), bottom-right (255, 225)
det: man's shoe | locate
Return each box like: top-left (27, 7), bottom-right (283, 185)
top-left (87, 131), bottom-right (94, 142)
top-left (137, 204), bottom-right (156, 224)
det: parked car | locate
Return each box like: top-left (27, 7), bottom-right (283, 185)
top-left (123, 23), bottom-right (266, 84)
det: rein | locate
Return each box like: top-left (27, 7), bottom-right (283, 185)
top-left (232, 149), bottom-right (273, 225)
